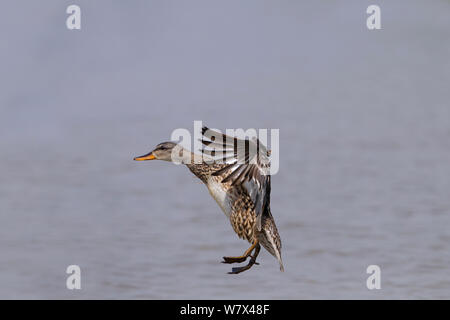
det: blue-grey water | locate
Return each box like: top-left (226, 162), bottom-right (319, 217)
top-left (0, 0), bottom-right (449, 299)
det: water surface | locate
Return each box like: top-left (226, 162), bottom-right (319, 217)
top-left (0, 0), bottom-right (449, 299)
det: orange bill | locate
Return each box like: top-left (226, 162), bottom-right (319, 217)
top-left (133, 152), bottom-right (156, 161)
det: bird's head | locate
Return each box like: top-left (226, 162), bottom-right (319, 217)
top-left (133, 141), bottom-right (180, 162)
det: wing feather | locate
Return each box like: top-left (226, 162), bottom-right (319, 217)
top-left (201, 126), bottom-right (272, 231)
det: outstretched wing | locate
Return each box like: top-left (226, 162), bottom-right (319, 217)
top-left (200, 126), bottom-right (271, 231)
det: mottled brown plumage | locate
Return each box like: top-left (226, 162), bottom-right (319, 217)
top-left (134, 127), bottom-right (284, 274)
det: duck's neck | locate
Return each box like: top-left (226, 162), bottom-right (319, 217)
top-left (177, 149), bottom-right (211, 183)
top-left (174, 148), bottom-right (204, 165)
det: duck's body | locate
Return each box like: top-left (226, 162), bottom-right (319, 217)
top-left (188, 162), bottom-right (283, 268)
top-left (135, 127), bottom-right (283, 274)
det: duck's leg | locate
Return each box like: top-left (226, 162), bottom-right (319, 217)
top-left (222, 240), bottom-right (258, 264)
top-left (228, 244), bottom-right (261, 274)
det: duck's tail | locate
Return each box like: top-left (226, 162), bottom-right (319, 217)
top-left (259, 216), bottom-right (284, 272)
top-left (266, 229), bottom-right (284, 272)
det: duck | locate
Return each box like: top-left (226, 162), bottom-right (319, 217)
top-left (134, 126), bottom-right (283, 274)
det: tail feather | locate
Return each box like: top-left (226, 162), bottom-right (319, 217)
top-left (264, 229), bottom-right (284, 272)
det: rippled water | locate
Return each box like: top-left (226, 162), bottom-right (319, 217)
top-left (0, 0), bottom-right (449, 299)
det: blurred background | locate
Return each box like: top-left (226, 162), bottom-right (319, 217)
top-left (0, 0), bottom-right (449, 299)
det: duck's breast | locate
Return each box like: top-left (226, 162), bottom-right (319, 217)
top-left (206, 177), bottom-right (232, 218)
